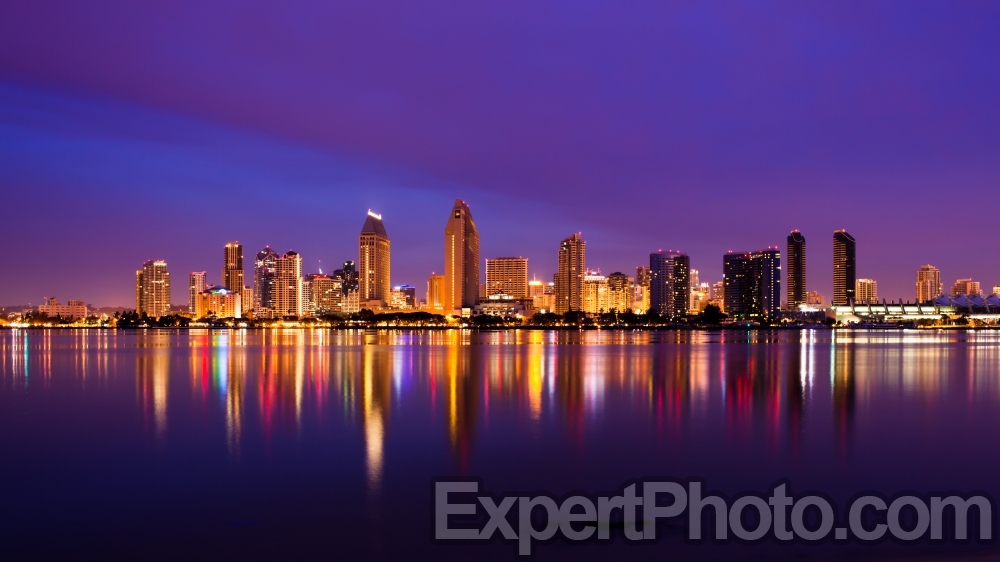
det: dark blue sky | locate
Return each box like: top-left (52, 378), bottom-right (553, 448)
top-left (2, 1), bottom-right (999, 306)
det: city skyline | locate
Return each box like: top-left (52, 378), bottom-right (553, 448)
top-left (4, 4), bottom-right (1000, 306)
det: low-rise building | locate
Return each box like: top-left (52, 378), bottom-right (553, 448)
top-left (38, 298), bottom-right (88, 320)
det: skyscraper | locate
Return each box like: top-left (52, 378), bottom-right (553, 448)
top-left (427, 274), bottom-right (445, 310)
top-left (335, 261), bottom-right (359, 295)
top-left (856, 279), bottom-right (878, 304)
top-left (649, 250), bottom-right (687, 317)
top-left (254, 246), bottom-right (279, 316)
top-left (136, 260), bottom-right (171, 318)
top-left (833, 230), bottom-right (856, 305)
top-left (555, 233), bottom-right (585, 314)
top-left (275, 250), bottom-right (303, 317)
top-left (188, 271), bottom-right (206, 315)
top-left (582, 271), bottom-right (609, 314)
top-left (915, 265), bottom-right (942, 303)
top-left (305, 273), bottom-right (342, 315)
top-left (606, 272), bottom-right (632, 313)
top-left (786, 230), bottom-right (806, 309)
top-left (635, 266), bottom-right (651, 313)
top-left (444, 199), bottom-right (480, 310)
top-left (723, 249), bottom-right (780, 320)
top-left (485, 257), bottom-right (528, 298)
top-left (359, 211), bottom-right (391, 303)
top-left (222, 241), bottom-right (244, 292)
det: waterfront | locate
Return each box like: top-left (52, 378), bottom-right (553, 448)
top-left (1, 329), bottom-right (998, 560)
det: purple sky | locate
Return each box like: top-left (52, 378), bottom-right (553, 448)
top-left (2, 1), bottom-right (999, 306)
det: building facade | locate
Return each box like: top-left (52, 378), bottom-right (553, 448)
top-left (485, 257), bottom-right (528, 298)
top-left (136, 260), bottom-right (171, 318)
top-left (723, 249), bottom-right (780, 320)
top-left (444, 199), bottom-right (480, 310)
top-left (582, 272), bottom-right (610, 314)
top-left (254, 246), bottom-right (279, 315)
top-left (833, 230), bottom-right (856, 305)
top-left (606, 272), bottom-right (632, 313)
top-left (856, 278), bottom-right (878, 304)
top-left (189, 272), bottom-right (206, 315)
top-left (359, 211), bottom-right (391, 303)
top-left (555, 233), bottom-right (586, 314)
top-left (38, 298), bottom-right (88, 320)
top-left (222, 241), bottom-right (244, 292)
top-left (649, 251), bottom-right (687, 317)
top-left (786, 230), bottom-right (807, 309)
top-left (195, 287), bottom-right (242, 319)
top-left (951, 278), bottom-right (981, 296)
top-left (274, 250), bottom-right (303, 317)
top-left (305, 274), bottom-right (343, 315)
top-left (915, 264), bottom-right (942, 303)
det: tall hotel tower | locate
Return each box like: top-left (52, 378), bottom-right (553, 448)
top-left (254, 246), bottom-right (279, 316)
top-left (274, 250), bottom-right (303, 317)
top-left (444, 199), bottom-right (480, 310)
top-left (136, 260), bottom-right (171, 318)
top-left (833, 230), bottom-right (856, 305)
top-left (222, 242), bottom-right (244, 292)
top-left (649, 251), bottom-right (689, 317)
top-left (555, 233), bottom-right (586, 314)
top-left (188, 272), bottom-right (206, 314)
top-left (915, 264), bottom-right (942, 303)
top-left (786, 230), bottom-right (806, 309)
top-left (359, 210), bottom-right (391, 303)
top-left (485, 257), bottom-right (528, 298)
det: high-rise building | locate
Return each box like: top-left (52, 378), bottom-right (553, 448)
top-left (222, 242), bottom-right (244, 292)
top-left (710, 280), bottom-right (725, 312)
top-left (188, 272), bottom-right (206, 315)
top-left (444, 199), bottom-right (480, 310)
top-left (756, 248), bottom-right (781, 319)
top-left (390, 285), bottom-right (417, 309)
top-left (254, 246), bottom-right (279, 316)
top-left (855, 279), bottom-right (878, 304)
top-left (915, 264), bottom-right (942, 303)
top-left (136, 260), bottom-right (171, 318)
top-left (241, 286), bottom-right (254, 315)
top-left (427, 274), bottom-right (446, 311)
top-left (786, 230), bottom-right (807, 309)
top-left (305, 274), bottom-right (342, 315)
top-left (635, 266), bottom-right (651, 313)
top-left (555, 233), bottom-right (586, 314)
top-left (723, 249), bottom-right (780, 320)
top-left (334, 261), bottom-right (359, 295)
top-left (833, 230), bottom-right (856, 305)
top-left (649, 251), bottom-right (687, 317)
top-left (606, 272), bottom-right (632, 313)
top-left (359, 211), bottom-right (391, 303)
top-left (485, 257), bottom-right (528, 298)
top-left (528, 279), bottom-right (545, 298)
top-left (274, 250), bottom-right (303, 317)
top-left (582, 271), bottom-right (609, 314)
top-left (951, 278), bottom-right (981, 297)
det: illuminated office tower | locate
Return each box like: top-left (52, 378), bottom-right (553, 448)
top-left (649, 250), bottom-right (687, 317)
top-left (755, 248), bottom-right (781, 319)
top-left (222, 241), bottom-right (244, 292)
top-left (254, 246), bottom-right (279, 315)
top-left (427, 274), bottom-right (445, 311)
top-left (951, 278), bottom-right (981, 296)
top-left (306, 273), bottom-right (342, 315)
top-left (833, 230), bottom-right (856, 305)
top-left (915, 265), bottom-right (942, 302)
top-left (188, 272), bottom-right (206, 315)
top-left (856, 279), bottom-right (878, 304)
top-left (359, 211), bottom-right (391, 303)
top-left (274, 250), bottom-right (303, 317)
top-left (606, 272), bottom-right (632, 313)
top-left (136, 260), bottom-right (171, 318)
top-left (635, 266), bottom-right (651, 312)
top-left (444, 199), bottom-right (480, 310)
top-left (786, 230), bottom-right (807, 309)
top-left (582, 271), bottom-right (609, 314)
top-left (528, 279), bottom-right (545, 298)
top-left (555, 233), bottom-right (586, 314)
top-left (724, 249), bottom-right (780, 320)
top-left (485, 257), bottom-right (528, 298)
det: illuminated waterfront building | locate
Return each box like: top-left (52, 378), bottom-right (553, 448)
top-left (806, 291), bottom-right (825, 307)
top-left (136, 260), bottom-right (171, 318)
top-left (390, 285), bottom-right (417, 309)
top-left (951, 278), bottom-right (981, 296)
top-left (222, 241), bottom-right (244, 292)
top-left (485, 257), bottom-right (528, 298)
top-left (305, 274), bottom-right (342, 315)
top-left (833, 230), bottom-right (856, 305)
top-left (241, 286), bottom-right (254, 315)
top-left (188, 272), bottom-right (206, 315)
top-left (915, 264), bottom-right (942, 303)
top-left (786, 230), bottom-right (807, 309)
top-left (427, 274), bottom-right (445, 311)
top-left (649, 250), bottom-right (688, 317)
top-left (582, 271), bottom-right (610, 314)
top-left (254, 246), bottom-right (279, 316)
top-left (195, 286), bottom-right (242, 319)
top-left (444, 199), bottom-right (480, 310)
top-left (855, 278), bottom-right (878, 304)
top-left (606, 272), bottom-right (632, 313)
top-left (528, 279), bottom-right (545, 298)
top-left (38, 298), bottom-right (88, 320)
top-left (710, 280), bottom-right (725, 311)
top-left (723, 249), bottom-right (780, 320)
top-left (635, 266), bottom-right (650, 313)
top-left (359, 211), bottom-right (391, 303)
top-left (274, 250), bottom-right (303, 317)
top-left (555, 233), bottom-right (585, 314)
top-left (335, 260), bottom-right (359, 295)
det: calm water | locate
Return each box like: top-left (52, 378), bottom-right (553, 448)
top-left (1, 329), bottom-right (998, 561)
